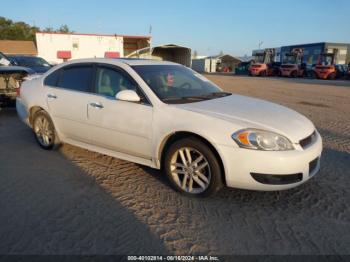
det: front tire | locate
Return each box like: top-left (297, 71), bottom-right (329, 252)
top-left (32, 110), bottom-right (59, 150)
top-left (164, 137), bottom-right (223, 197)
top-left (291, 70), bottom-right (298, 78)
top-left (328, 72), bottom-right (336, 80)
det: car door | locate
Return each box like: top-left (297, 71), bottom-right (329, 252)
top-left (45, 63), bottom-right (95, 143)
top-left (87, 64), bottom-right (153, 160)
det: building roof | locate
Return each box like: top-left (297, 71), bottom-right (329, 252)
top-left (36, 31), bottom-right (151, 39)
top-left (0, 40), bottom-right (37, 55)
top-left (205, 54), bottom-right (243, 62)
top-left (281, 42), bottom-right (350, 49)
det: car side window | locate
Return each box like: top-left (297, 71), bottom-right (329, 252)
top-left (58, 66), bottom-right (93, 92)
top-left (95, 66), bottom-right (149, 104)
top-left (44, 69), bottom-right (61, 87)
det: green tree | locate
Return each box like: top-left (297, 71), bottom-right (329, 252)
top-left (0, 16), bottom-right (39, 41)
top-left (0, 16), bottom-right (73, 41)
top-left (57, 24), bottom-right (71, 33)
top-left (42, 27), bottom-right (54, 33)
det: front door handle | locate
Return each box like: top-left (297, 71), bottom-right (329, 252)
top-left (89, 102), bottom-right (104, 109)
top-left (47, 93), bottom-right (57, 99)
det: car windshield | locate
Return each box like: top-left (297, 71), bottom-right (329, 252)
top-left (132, 65), bottom-right (231, 104)
top-left (10, 56), bottom-right (51, 67)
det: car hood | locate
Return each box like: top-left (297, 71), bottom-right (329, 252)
top-left (174, 94), bottom-right (315, 143)
top-left (30, 66), bottom-right (51, 73)
top-left (0, 65), bottom-right (34, 74)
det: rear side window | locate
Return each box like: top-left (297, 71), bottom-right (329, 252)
top-left (44, 70), bottom-right (60, 87)
top-left (58, 66), bottom-right (93, 92)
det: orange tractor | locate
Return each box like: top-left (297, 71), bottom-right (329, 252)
top-left (279, 48), bottom-right (307, 77)
top-left (249, 49), bottom-right (279, 77)
top-left (311, 49), bottom-right (339, 80)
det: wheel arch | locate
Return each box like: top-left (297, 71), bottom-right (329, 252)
top-left (158, 131), bottom-right (227, 185)
top-left (28, 106), bottom-right (45, 126)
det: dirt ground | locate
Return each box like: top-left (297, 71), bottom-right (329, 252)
top-left (0, 75), bottom-right (349, 255)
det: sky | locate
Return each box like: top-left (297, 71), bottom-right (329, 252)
top-left (2, 0), bottom-right (350, 56)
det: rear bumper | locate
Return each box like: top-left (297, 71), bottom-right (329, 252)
top-left (16, 97), bottom-right (30, 126)
top-left (316, 70), bottom-right (333, 79)
top-left (250, 69), bottom-right (263, 76)
top-left (0, 91), bottom-right (17, 101)
top-left (218, 131), bottom-right (323, 191)
top-left (280, 69), bottom-right (292, 76)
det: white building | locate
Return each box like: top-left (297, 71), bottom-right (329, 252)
top-left (192, 54), bottom-right (242, 73)
top-left (192, 58), bottom-right (218, 73)
top-left (36, 32), bottom-right (150, 64)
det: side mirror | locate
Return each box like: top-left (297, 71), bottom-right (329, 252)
top-left (116, 90), bottom-right (140, 102)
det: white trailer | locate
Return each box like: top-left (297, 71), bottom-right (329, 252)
top-left (127, 44), bottom-right (192, 67)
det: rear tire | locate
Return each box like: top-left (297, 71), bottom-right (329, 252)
top-left (260, 70), bottom-right (267, 77)
top-left (164, 137), bottom-right (223, 197)
top-left (309, 70), bottom-right (317, 79)
top-left (32, 110), bottom-right (60, 150)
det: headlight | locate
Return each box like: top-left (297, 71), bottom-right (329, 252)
top-left (232, 129), bottom-right (294, 151)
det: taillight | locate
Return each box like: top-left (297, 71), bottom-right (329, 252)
top-left (16, 86), bottom-right (21, 97)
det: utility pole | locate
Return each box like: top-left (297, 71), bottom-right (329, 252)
top-left (148, 25), bottom-right (153, 57)
top-left (258, 41), bottom-right (264, 50)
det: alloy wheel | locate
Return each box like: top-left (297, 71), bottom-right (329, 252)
top-left (34, 115), bottom-right (54, 147)
top-left (169, 147), bottom-right (211, 194)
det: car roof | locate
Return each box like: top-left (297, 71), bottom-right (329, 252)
top-left (7, 55), bottom-right (37, 58)
top-left (59, 58), bottom-right (180, 66)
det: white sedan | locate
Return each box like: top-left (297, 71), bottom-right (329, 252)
top-left (16, 59), bottom-right (322, 196)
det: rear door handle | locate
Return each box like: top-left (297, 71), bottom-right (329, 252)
top-left (89, 102), bottom-right (104, 109)
top-left (47, 93), bottom-right (57, 99)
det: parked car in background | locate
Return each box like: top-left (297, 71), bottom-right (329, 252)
top-left (16, 59), bottom-right (322, 196)
top-left (235, 61), bottom-right (253, 75)
top-left (0, 52), bottom-right (34, 106)
top-left (7, 55), bottom-right (52, 74)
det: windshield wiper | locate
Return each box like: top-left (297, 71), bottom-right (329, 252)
top-left (186, 92), bottom-right (232, 100)
top-left (162, 96), bottom-right (206, 102)
top-left (207, 91), bottom-right (231, 97)
top-left (162, 92), bottom-right (231, 104)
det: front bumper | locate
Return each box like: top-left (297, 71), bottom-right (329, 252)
top-left (218, 131), bottom-right (323, 191)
